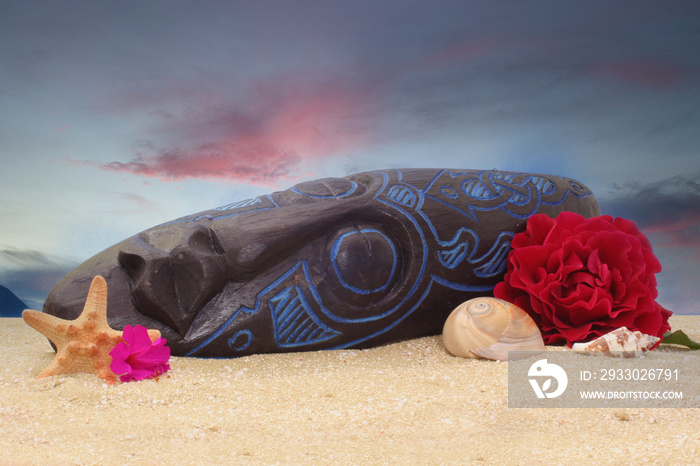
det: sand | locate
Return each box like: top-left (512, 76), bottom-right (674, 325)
top-left (1, 316), bottom-right (699, 465)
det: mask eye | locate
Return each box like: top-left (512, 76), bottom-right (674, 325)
top-left (323, 226), bottom-right (401, 307)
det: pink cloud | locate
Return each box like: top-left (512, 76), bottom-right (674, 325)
top-left (102, 145), bottom-right (301, 185)
top-left (77, 79), bottom-right (377, 185)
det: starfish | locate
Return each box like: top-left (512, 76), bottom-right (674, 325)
top-left (22, 275), bottom-right (161, 384)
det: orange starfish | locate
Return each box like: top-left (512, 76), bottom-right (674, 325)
top-left (22, 275), bottom-right (161, 384)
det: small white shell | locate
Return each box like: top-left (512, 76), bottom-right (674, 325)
top-left (571, 327), bottom-right (659, 358)
top-left (442, 297), bottom-right (545, 361)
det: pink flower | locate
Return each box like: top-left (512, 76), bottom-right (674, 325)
top-left (109, 325), bottom-right (171, 382)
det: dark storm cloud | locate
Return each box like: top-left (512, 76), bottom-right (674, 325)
top-left (600, 173), bottom-right (700, 254)
top-left (0, 248), bottom-right (78, 310)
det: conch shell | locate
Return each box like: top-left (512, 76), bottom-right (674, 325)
top-left (442, 297), bottom-right (545, 361)
top-left (571, 327), bottom-right (659, 358)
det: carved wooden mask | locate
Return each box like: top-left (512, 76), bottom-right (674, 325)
top-left (43, 169), bottom-right (600, 357)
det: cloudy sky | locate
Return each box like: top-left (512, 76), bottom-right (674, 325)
top-left (1, 1), bottom-right (698, 314)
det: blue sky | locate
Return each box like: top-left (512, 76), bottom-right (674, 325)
top-left (1, 1), bottom-right (699, 313)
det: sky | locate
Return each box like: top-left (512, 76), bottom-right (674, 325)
top-left (1, 1), bottom-right (699, 314)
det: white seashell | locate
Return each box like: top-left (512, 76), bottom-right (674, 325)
top-left (571, 327), bottom-right (660, 358)
top-left (442, 297), bottom-right (545, 361)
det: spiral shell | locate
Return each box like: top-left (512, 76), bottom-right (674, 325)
top-left (442, 297), bottom-right (545, 361)
top-left (571, 327), bottom-right (659, 358)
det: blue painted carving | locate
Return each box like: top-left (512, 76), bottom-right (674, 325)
top-left (330, 275), bottom-right (497, 351)
top-left (438, 244), bottom-right (467, 270)
top-left (228, 329), bottom-right (253, 351)
top-left (472, 231), bottom-right (514, 278)
top-left (421, 170), bottom-right (588, 221)
top-left (187, 169), bottom-right (593, 354)
top-left (436, 228), bottom-right (477, 269)
top-left (270, 285), bottom-right (341, 347)
top-left (330, 228), bottom-right (398, 295)
top-left (440, 185), bottom-right (459, 199)
top-left (386, 184), bottom-right (418, 207)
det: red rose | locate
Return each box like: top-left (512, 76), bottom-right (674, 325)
top-left (494, 212), bottom-right (671, 347)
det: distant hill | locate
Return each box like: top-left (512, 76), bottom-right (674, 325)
top-left (0, 285), bottom-right (28, 317)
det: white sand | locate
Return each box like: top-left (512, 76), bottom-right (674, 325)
top-left (1, 316), bottom-right (699, 465)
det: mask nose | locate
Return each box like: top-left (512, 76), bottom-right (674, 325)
top-left (117, 222), bottom-right (228, 336)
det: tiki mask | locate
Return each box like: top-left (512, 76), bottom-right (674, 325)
top-left (43, 169), bottom-right (600, 357)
